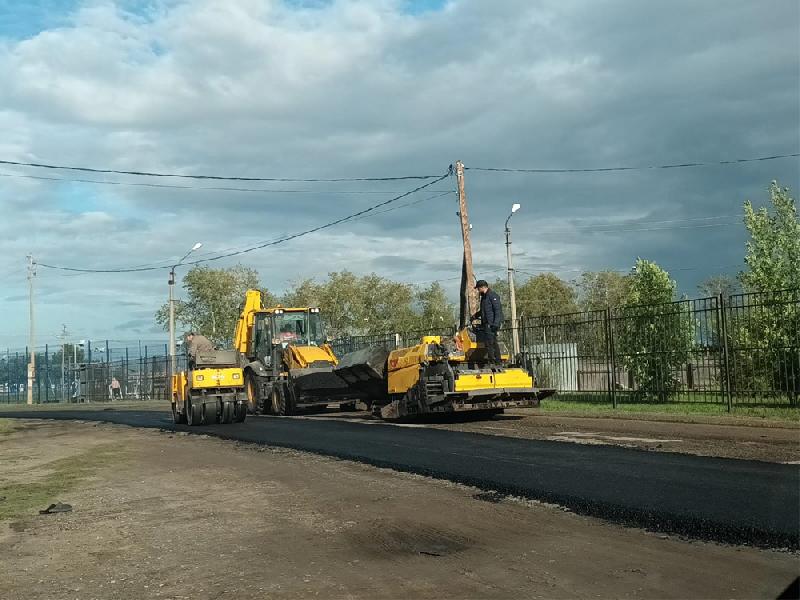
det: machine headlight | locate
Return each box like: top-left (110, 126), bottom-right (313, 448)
top-left (232, 373), bottom-right (241, 380)
top-left (195, 374), bottom-right (204, 381)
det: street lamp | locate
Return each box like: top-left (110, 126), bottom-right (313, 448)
top-left (505, 204), bottom-right (521, 358)
top-left (169, 242), bottom-right (202, 377)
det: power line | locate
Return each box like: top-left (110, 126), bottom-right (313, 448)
top-left (0, 158), bottom-right (442, 182)
top-left (0, 171), bottom-right (453, 196)
top-left (35, 171), bottom-right (452, 273)
top-left (466, 152), bottom-right (799, 174)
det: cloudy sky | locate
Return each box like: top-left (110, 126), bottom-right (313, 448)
top-left (0, 0), bottom-right (798, 351)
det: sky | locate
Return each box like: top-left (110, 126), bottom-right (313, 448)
top-left (0, 0), bottom-right (798, 351)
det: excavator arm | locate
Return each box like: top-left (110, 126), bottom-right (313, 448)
top-left (233, 289), bottom-right (263, 357)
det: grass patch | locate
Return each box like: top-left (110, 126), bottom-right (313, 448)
top-left (0, 419), bottom-right (17, 435)
top-left (0, 444), bottom-right (124, 521)
top-left (541, 398), bottom-right (800, 422)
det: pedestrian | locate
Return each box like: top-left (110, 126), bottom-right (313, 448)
top-left (110, 376), bottom-right (122, 400)
top-left (185, 332), bottom-right (214, 367)
top-left (472, 279), bottom-right (504, 365)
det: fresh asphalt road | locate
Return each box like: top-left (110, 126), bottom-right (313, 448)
top-left (2, 408), bottom-right (798, 549)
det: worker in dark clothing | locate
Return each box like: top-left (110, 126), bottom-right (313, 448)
top-left (472, 280), bottom-right (504, 365)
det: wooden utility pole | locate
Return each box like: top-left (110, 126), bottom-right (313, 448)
top-left (27, 255), bottom-right (36, 405)
top-left (455, 160), bottom-right (478, 328)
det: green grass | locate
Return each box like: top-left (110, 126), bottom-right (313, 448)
top-left (0, 444), bottom-right (125, 521)
top-left (540, 397), bottom-right (800, 422)
top-left (0, 418), bottom-right (16, 434)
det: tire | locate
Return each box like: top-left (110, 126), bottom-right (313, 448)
top-left (245, 372), bottom-right (260, 414)
top-left (186, 399), bottom-right (202, 426)
top-left (203, 400), bottom-right (219, 425)
top-left (221, 401), bottom-right (233, 424)
top-left (172, 402), bottom-right (187, 424)
top-left (270, 383), bottom-right (293, 416)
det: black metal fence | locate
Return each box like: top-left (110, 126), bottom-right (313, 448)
top-left (517, 289), bottom-right (799, 407)
top-left (4, 290), bottom-right (797, 408)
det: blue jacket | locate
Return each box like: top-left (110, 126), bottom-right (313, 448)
top-left (477, 288), bottom-right (504, 331)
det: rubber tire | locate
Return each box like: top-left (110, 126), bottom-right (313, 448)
top-left (203, 400), bottom-right (219, 425)
top-left (172, 402), bottom-right (187, 424)
top-left (271, 383), bottom-right (293, 416)
top-left (221, 401), bottom-right (233, 424)
top-left (245, 372), bottom-right (260, 414)
top-left (234, 401), bottom-right (247, 423)
top-left (186, 399), bottom-right (202, 426)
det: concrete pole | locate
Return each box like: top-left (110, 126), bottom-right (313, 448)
top-left (506, 225), bottom-right (520, 357)
top-left (27, 255), bottom-right (35, 405)
top-left (168, 267), bottom-right (176, 378)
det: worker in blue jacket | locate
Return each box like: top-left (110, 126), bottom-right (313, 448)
top-left (472, 279), bottom-right (504, 365)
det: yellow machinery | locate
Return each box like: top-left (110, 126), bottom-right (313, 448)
top-left (171, 349), bottom-right (247, 425)
top-left (234, 290), bottom-right (354, 415)
top-left (336, 328), bottom-right (555, 420)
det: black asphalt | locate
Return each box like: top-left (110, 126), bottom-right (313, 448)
top-left (2, 408), bottom-right (798, 549)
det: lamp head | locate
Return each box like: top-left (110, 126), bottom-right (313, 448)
top-left (191, 242), bottom-right (203, 251)
top-left (511, 203), bottom-right (521, 214)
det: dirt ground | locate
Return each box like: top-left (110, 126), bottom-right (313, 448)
top-left (0, 419), bottom-right (797, 600)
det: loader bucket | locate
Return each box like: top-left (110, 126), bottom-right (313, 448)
top-left (333, 346), bottom-right (392, 402)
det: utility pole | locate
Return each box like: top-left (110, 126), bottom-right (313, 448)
top-left (505, 203), bottom-right (521, 357)
top-left (27, 255), bottom-right (36, 405)
top-left (60, 324), bottom-right (67, 402)
top-left (169, 242), bottom-right (203, 378)
top-left (455, 161), bottom-right (478, 328)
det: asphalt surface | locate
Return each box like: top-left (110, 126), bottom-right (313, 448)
top-left (2, 408), bottom-right (798, 549)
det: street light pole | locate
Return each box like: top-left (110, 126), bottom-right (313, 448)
top-left (505, 204), bottom-right (521, 358)
top-left (168, 242), bottom-right (202, 378)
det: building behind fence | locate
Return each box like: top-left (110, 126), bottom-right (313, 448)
top-left (3, 289), bottom-right (797, 407)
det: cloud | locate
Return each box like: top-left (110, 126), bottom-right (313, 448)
top-left (0, 0), bottom-right (797, 348)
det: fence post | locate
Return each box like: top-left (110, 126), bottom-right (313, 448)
top-left (605, 307), bottom-right (617, 409)
top-left (719, 294), bottom-right (733, 412)
top-left (44, 344), bottom-right (49, 403)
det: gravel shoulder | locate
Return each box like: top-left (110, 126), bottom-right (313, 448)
top-left (0, 419), bottom-right (797, 600)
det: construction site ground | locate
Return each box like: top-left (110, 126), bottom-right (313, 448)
top-left (1, 400), bottom-right (798, 463)
top-left (1, 418), bottom-right (797, 600)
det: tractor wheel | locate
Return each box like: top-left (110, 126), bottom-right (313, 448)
top-left (234, 401), bottom-right (247, 423)
top-left (271, 383), bottom-right (293, 416)
top-left (203, 400), bottom-right (219, 425)
top-left (171, 402), bottom-right (187, 424)
top-left (245, 372), bottom-right (260, 414)
top-left (185, 399), bottom-right (202, 426)
top-left (221, 401), bottom-right (234, 424)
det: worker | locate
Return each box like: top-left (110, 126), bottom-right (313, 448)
top-left (185, 332), bottom-right (214, 366)
top-left (472, 279), bottom-right (504, 365)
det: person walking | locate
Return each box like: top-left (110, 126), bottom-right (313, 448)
top-left (473, 279), bottom-right (504, 365)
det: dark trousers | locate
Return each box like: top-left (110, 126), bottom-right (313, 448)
top-left (479, 328), bottom-right (502, 364)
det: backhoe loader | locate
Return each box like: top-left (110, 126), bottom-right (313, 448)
top-left (234, 290), bottom-right (355, 415)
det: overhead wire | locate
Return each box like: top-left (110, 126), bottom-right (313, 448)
top-left (34, 170), bottom-right (453, 273)
top-left (0, 158), bottom-right (442, 182)
top-left (465, 152), bottom-right (799, 174)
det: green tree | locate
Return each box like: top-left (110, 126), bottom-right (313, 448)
top-left (697, 274), bottom-right (741, 299)
top-left (516, 273), bottom-right (579, 318)
top-left (733, 182), bottom-right (800, 401)
top-left (414, 282), bottom-right (457, 332)
top-left (616, 259), bottom-right (693, 401)
top-left (577, 271), bottom-right (629, 311)
top-left (156, 264), bottom-right (275, 346)
top-left (740, 181), bottom-right (800, 293)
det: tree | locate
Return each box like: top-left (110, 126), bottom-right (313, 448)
top-left (415, 282), bottom-right (457, 332)
top-left (516, 273), bottom-right (579, 318)
top-left (155, 264), bottom-right (275, 346)
top-left (616, 259), bottom-right (693, 401)
top-left (733, 182), bottom-right (800, 401)
top-left (697, 274), bottom-right (740, 299)
top-left (577, 271), bottom-right (629, 311)
top-left (740, 181), bottom-right (800, 293)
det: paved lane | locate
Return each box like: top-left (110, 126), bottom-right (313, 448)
top-left (2, 408), bottom-right (798, 549)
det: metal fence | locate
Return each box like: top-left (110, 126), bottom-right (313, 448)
top-left (517, 289), bottom-right (799, 407)
top-left (0, 341), bottom-right (174, 404)
top-left (4, 290), bottom-right (797, 407)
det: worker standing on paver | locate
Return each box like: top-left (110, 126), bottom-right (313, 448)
top-left (185, 332), bottom-right (214, 367)
top-left (473, 279), bottom-right (504, 365)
